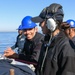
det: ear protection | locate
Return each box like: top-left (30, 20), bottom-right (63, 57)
top-left (46, 18), bottom-right (57, 32)
top-left (45, 3), bottom-right (64, 32)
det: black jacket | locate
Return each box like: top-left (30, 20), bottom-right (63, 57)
top-left (18, 32), bottom-right (44, 65)
top-left (35, 34), bottom-right (51, 75)
top-left (43, 31), bottom-right (75, 75)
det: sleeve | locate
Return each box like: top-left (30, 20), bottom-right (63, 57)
top-left (11, 36), bottom-right (18, 50)
top-left (43, 40), bottom-right (75, 75)
top-left (31, 41), bottom-right (43, 62)
top-left (18, 40), bottom-right (43, 64)
top-left (57, 42), bottom-right (75, 75)
top-left (11, 44), bottom-right (17, 49)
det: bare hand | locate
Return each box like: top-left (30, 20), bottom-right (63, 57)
top-left (4, 47), bottom-right (15, 57)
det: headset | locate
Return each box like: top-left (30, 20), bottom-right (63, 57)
top-left (40, 4), bottom-right (64, 73)
top-left (45, 3), bottom-right (64, 32)
top-left (46, 18), bottom-right (57, 31)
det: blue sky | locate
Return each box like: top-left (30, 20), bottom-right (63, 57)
top-left (0, 0), bottom-right (75, 32)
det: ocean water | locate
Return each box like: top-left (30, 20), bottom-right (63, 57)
top-left (0, 32), bottom-right (18, 53)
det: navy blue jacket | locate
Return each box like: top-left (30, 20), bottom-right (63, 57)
top-left (0, 59), bottom-right (35, 75)
top-left (72, 36), bottom-right (75, 45)
top-left (11, 34), bottom-right (25, 54)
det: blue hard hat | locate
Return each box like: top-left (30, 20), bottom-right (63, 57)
top-left (21, 16), bottom-right (37, 29)
top-left (17, 25), bottom-right (22, 30)
top-left (66, 19), bottom-right (75, 28)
